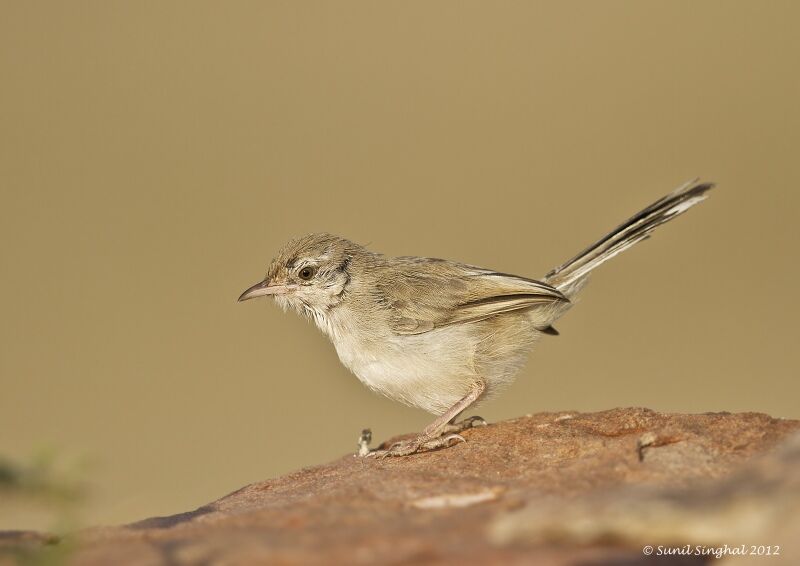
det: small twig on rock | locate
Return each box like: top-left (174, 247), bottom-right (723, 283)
top-left (357, 429), bottom-right (372, 457)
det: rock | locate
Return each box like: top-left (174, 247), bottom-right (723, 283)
top-left (3, 408), bottom-right (798, 565)
top-left (490, 429), bottom-right (800, 565)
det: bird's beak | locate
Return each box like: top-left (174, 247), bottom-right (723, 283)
top-left (238, 279), bottom-right (295, 302)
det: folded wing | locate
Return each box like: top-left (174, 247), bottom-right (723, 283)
top-left (375, 258), bottom-right (568, 335)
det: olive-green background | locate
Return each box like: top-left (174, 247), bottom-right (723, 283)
top-left (2, 1), bottom-right (798, 530)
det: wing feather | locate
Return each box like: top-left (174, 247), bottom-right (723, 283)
top-left (374, 259), bottom-right (568, 335)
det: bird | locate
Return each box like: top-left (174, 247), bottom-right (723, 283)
top-left (239, 179), bottom-right (714, 457)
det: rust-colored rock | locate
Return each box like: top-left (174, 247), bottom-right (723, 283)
top-left (4, 408), bottom-right (799, 565)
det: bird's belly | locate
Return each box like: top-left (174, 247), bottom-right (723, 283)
top-left (330, 326), bottom-right (481, 415)
top-left (326, 310), bottom-right (542, 415)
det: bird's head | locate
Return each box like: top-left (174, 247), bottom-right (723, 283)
top-left (238, 233), bottom-right (359, 322)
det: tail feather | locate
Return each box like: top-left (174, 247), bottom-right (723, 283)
top-left (545, 179), bottom-right (714, 292)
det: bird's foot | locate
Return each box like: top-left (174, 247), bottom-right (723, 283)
top-left (365, 433), bottom-right (465, 459)
top-left (356, 415), bottom-right (485, 458)
top-left (442, 415), bottom-right (487, 435)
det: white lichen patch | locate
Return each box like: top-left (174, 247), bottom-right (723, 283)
top-left (411, 489), bottom-right (503, 509)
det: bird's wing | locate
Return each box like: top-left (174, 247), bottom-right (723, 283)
top-left (374, 258), bottom-right (569, 335)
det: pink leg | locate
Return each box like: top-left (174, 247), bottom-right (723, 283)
top-left (367, 380), bottom-right (486, 458)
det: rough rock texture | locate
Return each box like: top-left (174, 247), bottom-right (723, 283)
top-left (4, 408), bottom-right (799, 565)
top-left (491, 426), bottom-right (800, 565)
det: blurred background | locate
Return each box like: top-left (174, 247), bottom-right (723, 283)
top-left (1, 1), bottom-right (798, 531)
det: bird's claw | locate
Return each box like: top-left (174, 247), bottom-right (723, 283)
top-left (443, 415), bottom-right (487, 434)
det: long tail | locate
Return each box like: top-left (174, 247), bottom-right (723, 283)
top-left (544, 179), bottom-right (714, 294)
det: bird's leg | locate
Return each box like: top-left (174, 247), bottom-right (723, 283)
top-left (367, 380), bottom-right (486, 458)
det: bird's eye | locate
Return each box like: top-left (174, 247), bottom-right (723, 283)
top-left (298, 266), bottom-right (317, 281)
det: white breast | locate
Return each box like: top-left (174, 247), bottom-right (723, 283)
top-left (323, 310), bottom-right (481, 415)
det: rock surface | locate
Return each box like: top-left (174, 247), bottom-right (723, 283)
top-left (4, 408), bottom-right (799, 565)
